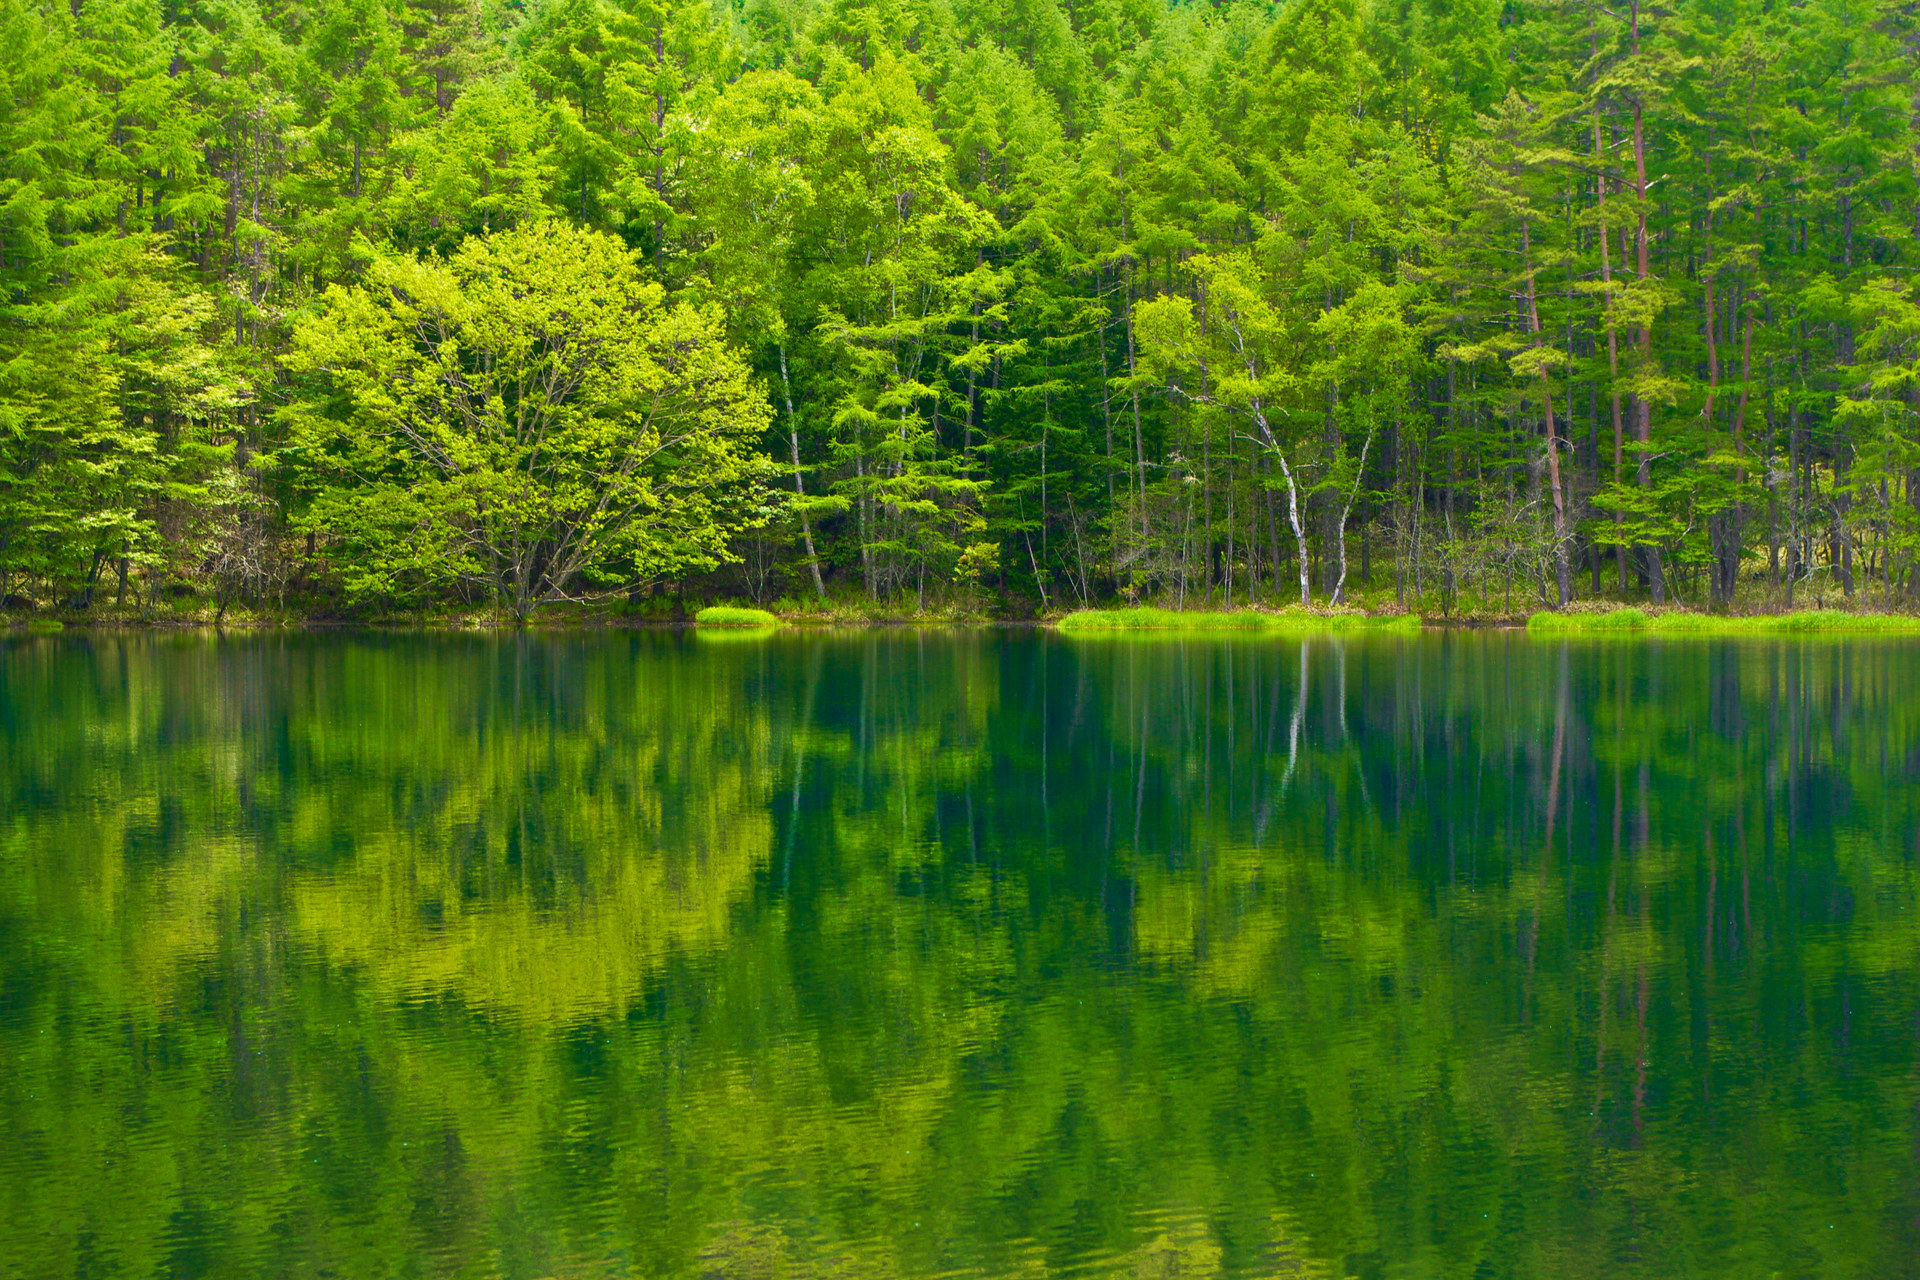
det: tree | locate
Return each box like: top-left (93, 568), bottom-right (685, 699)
top-left (1136, 249), bottom-right (1314, 606)
top-left (281, 221), bottom-right (774, 619)
top-left (689, 68), bottom-right (836, 597)
top-left (11, 0), bottom-right (1920, 617)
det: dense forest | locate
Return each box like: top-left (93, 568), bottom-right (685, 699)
top-left (4, 0), bottom-right (1919, 618)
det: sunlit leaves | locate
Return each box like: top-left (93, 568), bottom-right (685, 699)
top-left (282, 221), bottom-right (774, 615)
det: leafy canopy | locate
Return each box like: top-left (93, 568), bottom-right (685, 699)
top-left (281, 221), bottom-right (774, 617)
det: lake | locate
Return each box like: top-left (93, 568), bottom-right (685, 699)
top-left (2, 629), bottom-right (1917, 1279)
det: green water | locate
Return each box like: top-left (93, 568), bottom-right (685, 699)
top-left (2, 630), bottom-right (1917, 1279)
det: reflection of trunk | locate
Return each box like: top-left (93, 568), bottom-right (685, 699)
top-left (1132, 690), bottom-right (1149, 854)
top-left (1282, 639), bottom-right (1308, 791)
top-left (1632, 961), bottom-right (1650, 1146)
top-left (1632, 763), bottom-right (1652, 1148)
top-left (778, 344), bottom-right (827, 599)
top-left (1595, 768), bottom-right (1622, 1130)
top-left (781, 644), bottom-right (824, 893)
top-left (1529, 653), bottom-right (1569, 991)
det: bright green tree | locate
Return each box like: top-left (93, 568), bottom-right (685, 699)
top-left (282, 221), bottom-right (774, 619)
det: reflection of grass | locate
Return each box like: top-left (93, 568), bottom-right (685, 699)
top-left (24, 619), bottom-right (65, 633)
top-left (693, 625), bottom-right (779, 644)
top-left (1056, 606), bottom-right (1422, 634)
top-left (1528, 607), bottom-right (1920, 634)
top-left (694, 606), bottom-right (781, 628)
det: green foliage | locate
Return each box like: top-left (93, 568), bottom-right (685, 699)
top-left (282, 222), bottom-right (774, 618)
top-left (5, 0), bottom-right (1920, 618)
top-left (1526, 606), bottom-right (1654, 632)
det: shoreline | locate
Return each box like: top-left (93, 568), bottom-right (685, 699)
top-left (1523, 607), bottom-right (1920, 634)
top-left (13, 603), bottom-right (1920, 635)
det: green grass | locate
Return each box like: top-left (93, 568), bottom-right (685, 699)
top-left (1527, 607), bottom-right (1920, 634)
top-left (24, 619), bottom-right (65, 633)
top-left (1525, 607), bottom-right (1655, 632)
top-left (1055, 606), bottom-right (1422, 635)
top-left (766, 592), bottom-right (990, 623)
top-left (694, 605), bottom-right (781, 628)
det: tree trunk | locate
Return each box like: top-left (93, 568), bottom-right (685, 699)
top-left (779, 343), bottom-right (827, 600)
top-left (1630, 0), bottom-right (1664, 604)
top-left (1524, 217), bottom-right (1571, 607)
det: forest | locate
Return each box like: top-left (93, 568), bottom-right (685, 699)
top-left (3, 0), bottom-right (1918, 619)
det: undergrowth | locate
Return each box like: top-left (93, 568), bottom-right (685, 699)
top-left (1527, 607), bottom-right (1920, 633)
top-left (1055, 606), bottom-right (1422, 634)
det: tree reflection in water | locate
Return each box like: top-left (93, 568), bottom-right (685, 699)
top-left (1, 630), bottom-right (1915, 1279)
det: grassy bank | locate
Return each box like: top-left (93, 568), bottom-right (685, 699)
top-left (693, 605), bottom-right (782, 628)
top-left (1527, 607), bottom-right (1920, 634)
top-left (1055, 606), bottom-right (1423, 634)
top-left (1, 597), bottom-right (972, 630)
top-left (24, 599), bottom-right (1916, 636)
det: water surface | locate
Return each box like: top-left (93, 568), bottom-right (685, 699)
top-left (2, 630), bottom-right (1917, 1278)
